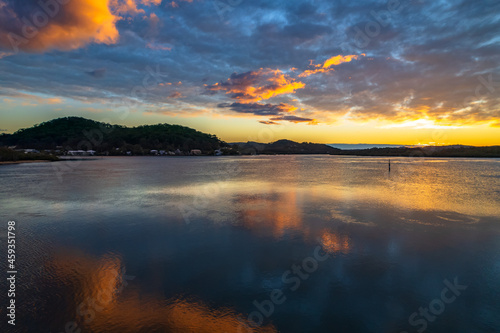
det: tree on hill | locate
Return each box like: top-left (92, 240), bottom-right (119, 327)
top-left (0, 117), bottom-right (224, 154)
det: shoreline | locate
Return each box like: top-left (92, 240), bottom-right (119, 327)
top-left (0, 160), bottom-right (56, 165)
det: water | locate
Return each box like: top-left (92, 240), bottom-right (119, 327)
top-left (0, 156), bottom-right (499, 333)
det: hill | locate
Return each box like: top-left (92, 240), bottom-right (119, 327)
top-left (0, 117), bottom-right (225, 155)
top-left (237, 139), bottom-right (340, 155)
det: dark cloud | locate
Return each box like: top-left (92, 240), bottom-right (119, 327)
top-left (168, 91), bottom-right (183, 99)
top-left (270, 115), bottom-right (316, 123)
top-left (259, 120), bottom-right (279, 125)
top-left (218, 102), bottom-right (296, 116)
top-left (86, 68), bottom-right (107, 79)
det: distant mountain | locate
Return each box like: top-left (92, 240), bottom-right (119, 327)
top-left (328, 143), bottom-right (406, 150)
top-left (333, 146), bottom-right (500, 158)
top-left (0, 117), bottom-right (225, 154)
top-left (237, 139), bottom-right (340, 155)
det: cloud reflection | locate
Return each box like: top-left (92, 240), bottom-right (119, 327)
top-left (45, 250), bottom-right (277, 333)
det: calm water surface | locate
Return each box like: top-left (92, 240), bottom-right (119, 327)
top-left (0, 156), bottom-right (499, 333)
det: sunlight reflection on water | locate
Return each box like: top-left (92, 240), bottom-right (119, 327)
top-left (0, 156), bottom-right (499, 332)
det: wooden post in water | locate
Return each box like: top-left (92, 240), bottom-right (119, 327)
top-left (388, 159), bottom-right (391, 173)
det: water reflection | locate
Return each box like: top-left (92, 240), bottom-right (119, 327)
top-left (320, 230), bottom-right (351, 255)
top-left (235, 190), bottom-right (303, 239)
top-left (44, 249), bottom-right (277, 333)
top-left (1, 156), bottom-right (499, 332)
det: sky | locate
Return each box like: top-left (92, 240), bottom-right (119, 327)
top-left (0, 0), bottom-right (499, 145)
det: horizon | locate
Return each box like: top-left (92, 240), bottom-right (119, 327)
top-left (2, 115), bottom-right (498, 147)
top-left (1, 0), bottom-right (499, 146)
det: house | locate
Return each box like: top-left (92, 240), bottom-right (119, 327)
top-left (190, 149), bottom-right (202, 156)
top-left (67, 150), bottom-right (86, 156)
top-left (67, 150), bottom-right (95, 156)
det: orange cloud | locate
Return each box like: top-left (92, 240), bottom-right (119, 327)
top-left (299, 54), bottom-right (365, 77)
top-left (168, 91), bottom-right (183, 99)
top-left (0, 0), bottom-right (162, 53)
top-left (141, 0), bottom-right (162, 5)
top-left (1, 90), bottom-right (64, 106)
top-left (207, 68), bottom-right (305, 103)
top-left (0, 0), bottom-right (120, 52)
top-left (110, 0), bottom-right (144, 14)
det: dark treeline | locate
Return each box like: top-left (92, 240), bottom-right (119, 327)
top-left (238, 140), bottom-right (340, 155)
top-left (0, 147), bottom-right (59, 162)
top-left (333, 146), bottom-right (500, 158)
top-left (0, 117), bottom-right (226, 155)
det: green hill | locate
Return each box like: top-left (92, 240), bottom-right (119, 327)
top-left (0, 117), bottom-right (224, 155)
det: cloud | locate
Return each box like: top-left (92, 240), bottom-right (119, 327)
top-left (146, 42), bottom-right (172, 51)
top-left (259, 120), bottom-right (279, 125)
top-left (0, 0), bottom-right (499, 131)
top-left (207, 69), bottom-right (305, 103)
top-left (299, 54), bottom-right (365, 77)
top-left (110, 0), bottom-right (144, 14)
top-left (0, 51), bottom-right (12, 58)
top-left (218, 102), bottom-right (297, 116)
top-left (168, 91), bottom-right (183, 99)
top-left (86, 68), bottom-right (107, 79)
top-left (269, 115), bottom-right (317, 124)
top-left (0, 89), bottom-right (63, 105)
top-left (142, 0), bottom-right (162, 5)
top-left (0, 0), bottom-right (162, 53)
top-left (0, 0), bottom-right (121, 52)
top-left (217, 101), bottom-right (317, 125)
